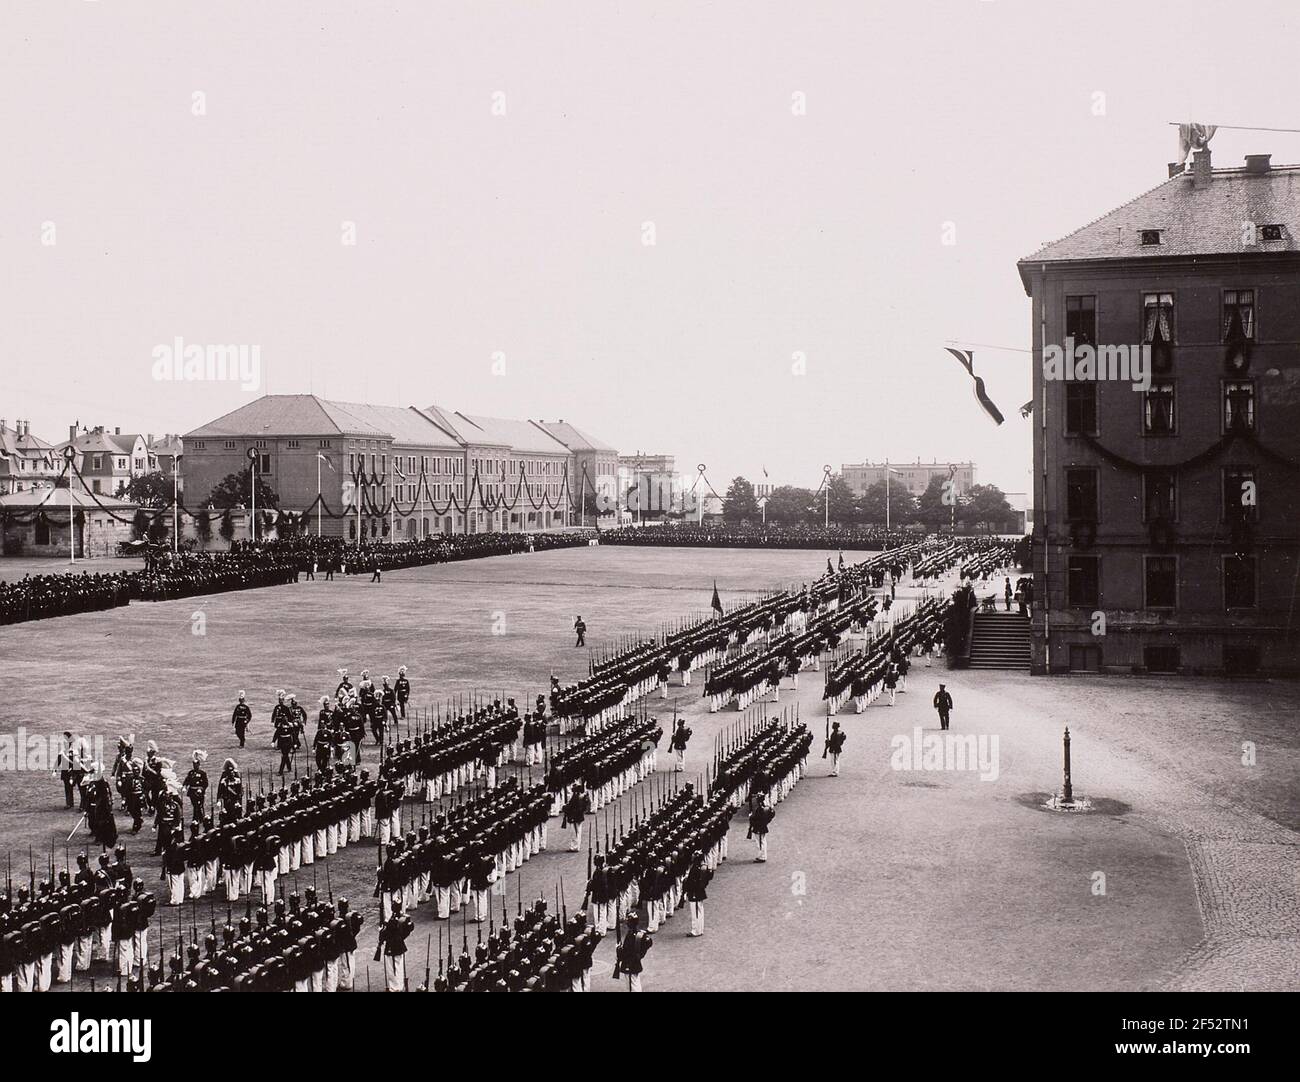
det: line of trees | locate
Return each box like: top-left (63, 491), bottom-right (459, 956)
top-left (722, 474), bottom-right (1017, 532)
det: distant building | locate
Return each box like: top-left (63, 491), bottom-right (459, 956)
top-left (617, 453), bottom-right (683, 521)
top-left (534, 420), bottom-right (619, 525)
top-left (182, 394), bottom-right (614, 538)
top-left (149, 434), bottom-right (185, 490)
top-left (53, 425), bottom-right (157, 496)
top-left (0, 487), bottom-right (137, 558)
top-left (0, 419), bottom-right (57, 494)
top-left (1018, 148), bottom-right (1300, 675)
top-left (841, 460), bottom-right (975, 497)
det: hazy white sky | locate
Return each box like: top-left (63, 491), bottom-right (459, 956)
top-left (3, 0), bottom-right (1298, 496)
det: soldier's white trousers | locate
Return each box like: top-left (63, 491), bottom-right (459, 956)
top-left (690, 901), bottom-right (704, 936)
top-left (384, 953), bottom-right (405, 992)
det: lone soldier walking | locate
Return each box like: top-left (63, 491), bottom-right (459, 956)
top-left (574, 615), bottom-right (586, 648)
top-left (683, 851), bottom-right (713, 938)
top-left (612, 911), bottom-right (652, 992)
top-left (561, 781), bottom-right (591, 852)
top-left (933, 683), bottom-right (954, 731)
top-left (824, 721), bottom-right (846, 777)
top-left (183, 751), bottom-right (208, 821)
top-left (376, 898), bottom-right (414, 992)
top-left (669, 719), bottom-right (692, 772)
top-left (231, 691), bottom-right (252, 748)
top-left (748, 793), bottom-right (774, 863)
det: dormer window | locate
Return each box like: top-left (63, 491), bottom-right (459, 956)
top-left (1140, 230), bottom-right (1162, 246)
top-left (1261, 224), bottom-right (1283, 241)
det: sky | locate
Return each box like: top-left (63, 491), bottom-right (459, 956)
top-left (3, 0), bottom-right (1299, 499)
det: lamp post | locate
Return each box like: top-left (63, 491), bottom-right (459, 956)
top-left (62, 446), bottom-right (76, 564)
top-left (1062, 726), bottom-right (1074, 805)
top-left (246, 447), bottom-right (258, 543)
top-left (823, 465), bottom-right (832, 528)
top-left (172, 453), bottom-right (183, 553)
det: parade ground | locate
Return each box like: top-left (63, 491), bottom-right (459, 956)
top-left (2, 545), bottom-right (1296, 991)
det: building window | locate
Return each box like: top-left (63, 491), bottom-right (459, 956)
top-left (319, 439), bottom-right (331, 449)
top-left (1261, 224), bottom-right (1283, 241)
top-left (92, 480), bottom-right (102, 494)
top-left (92, 454), bottom-right (102, 470)
top-left (1142, 292), bottom-right (1174, 344)
top-left (1066, 555), bottom-right (1100, 607)
top-left (1069, 645), bottom-right (1101, 672)
top-left (1064, 295), bottom-right (1096, 344)
top-left (1144, 645), bottom-right (1180, 673)
top-left (1142, 469), bottom-right (1177, 522)
top-left (1139, 229), bottom-right (1161, 246)
top-left (193, 441), bottom-right (205, 450)
top-left (1222, 467), bottom-right (1258, 523)
top-left (1223, 556), bottom-right (1257, 609)
top-left (1064, 382), bottom-right (1097, 436)
top-left (1064, 468), bottom-right (1098, 523)
top-left (287, 439), bottom-right (300, 449)
top-left (254, 439), bottom-right (267, 449)
top-left (224, 441), bottom-right (236, 450)
top-left (1144, 556), bottom-right (1177, 609)
top-left (1223, 289), bottom-right (1255, 341)
top-left (1143, 381), bottom-right (1176, 435)
top-left (1223, 381), bottom-right (1255, 433)
top-left (257, 453), bottom-right (271, 473)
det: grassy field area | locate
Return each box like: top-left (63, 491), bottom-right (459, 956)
top-left (1, 544), bottom-right (1295, 991)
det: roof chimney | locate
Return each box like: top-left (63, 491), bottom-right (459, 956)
top-left (114, 426), bottom-right (121, 436)
top-left (1192, 148), bottom-right (1212, 188)
top-left (1245, 153), bottom-right (1272, 174)
top-left (1168, 161), bottom-right (1185, 179)
top-left (69, 424), bottom-right (77, 442)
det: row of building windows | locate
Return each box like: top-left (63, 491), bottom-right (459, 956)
top-left (1065, 289), bottom-right (1256, 345)
top-left (1065, 553), bottom-right (1258, 610)
top-left (1064, 467), bottom-right (1258, 524)
top-left (1064, 379), bottom-right (1257, 438)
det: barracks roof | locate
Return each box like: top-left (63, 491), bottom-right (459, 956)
top-left (534, 420), bottom-right (617, 454)
top-left (183, 395), bottom-right (390, 440)
top-left (1017, 157), bottom-right (1300, 289)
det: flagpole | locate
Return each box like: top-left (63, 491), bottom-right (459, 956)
top-left (317, 454), bottom-right (323, 538)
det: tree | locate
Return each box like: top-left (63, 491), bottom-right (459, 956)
top-left (207, 471), bottom-right (280, 510)
top-left (826, 475), bottom-right (858, 525)
top-left (916, 475), bottom-right (956, 529)
top-left (722, 477), bottom-right (759, 523)
top-left (961, 484), bottom-right (1016, 533)
top-left (131, 508), bottom-right (149, 540)
top-left (218, 508), bottom-right (235, 544)
top-left (856, 480), bottom-right (916, 525)
top-left (762, 485), bottom-right (817, 525)
top-left (115, 471), bottom-right (171, 509)
top-left (146, 512), bottom-right (169, 543)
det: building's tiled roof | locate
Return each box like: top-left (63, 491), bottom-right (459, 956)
top-left (183, 395), bottom-right (389, 439)
top-left (456, 412), bottom-right (571, 455)
top-left (53, 430), bottom-right (143, 458)
top-left (323, 402), bottom-right (462, 448)
top-left (1019, 160), bottom-right (1300, 268)
top-left (534, 420), bottom-right (616, 453)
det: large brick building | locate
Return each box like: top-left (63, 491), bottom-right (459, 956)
top-left (182, 395), bottom-right (613, 538)
top-left (1018, 149), bottom-right (1300, 675)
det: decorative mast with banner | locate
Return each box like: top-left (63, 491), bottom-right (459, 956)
top-left (944, 348), bottom-right (1005, 425)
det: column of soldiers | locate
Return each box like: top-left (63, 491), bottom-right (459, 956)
top-left (543, 716), bottom-right (663, 820)
top-left (373, 776), bottom-right (552, 929)
top-left (138, 889), bottom-right (365, 991)
top-left (378, 698), bottom-right (523, 803)
top-left (823, 596), bottom-right (948, 715)
top-left (162, 762), bottom-right (378, 908)
top-left (0, 847), bottom-right (153, 992)
top-left (417, 895), bottom-right (601, 993)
